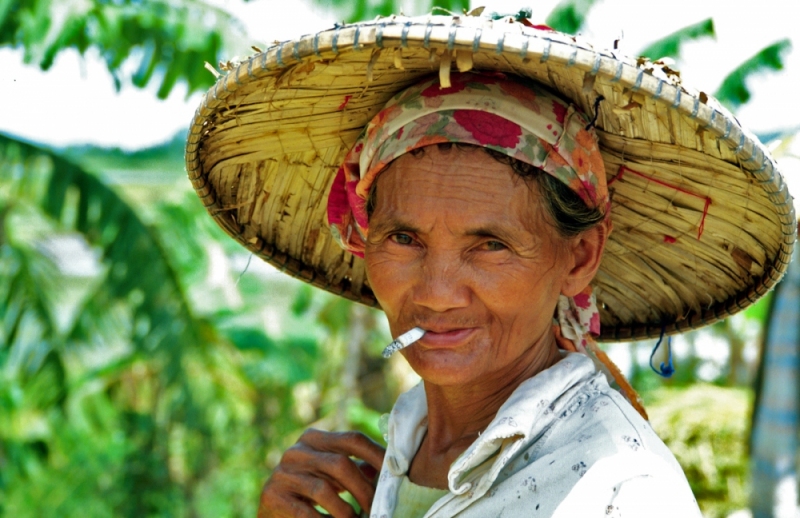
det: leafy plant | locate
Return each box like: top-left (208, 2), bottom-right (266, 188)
top-left (639, 18), bottom-right (715, 60)
top-left (1, 133), bottom-right (212, 351)
top-left (715, 39), bottom-right (792, 109)
top-left (330, 0), bottom-right (469, 22)
top-left (1, 0), bottom-right (244, 97)
top-left (0, 136), bottom-right (265, 515)
top-left (545, 0), bottom-right (599, 33)
top-left (647, 385), bottom-right (751, 518)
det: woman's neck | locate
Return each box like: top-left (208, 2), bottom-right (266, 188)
top-left (408, 331), bottom-right (562, 488)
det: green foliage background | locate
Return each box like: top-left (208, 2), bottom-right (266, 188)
top-left (1, 0), bottom-right (793, 516)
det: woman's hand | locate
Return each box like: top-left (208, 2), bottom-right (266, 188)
top-left (258, 429), bottom-right (386, 518)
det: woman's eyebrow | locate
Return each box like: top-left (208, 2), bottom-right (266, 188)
top-left (369, 217), bottom-right (422, 236)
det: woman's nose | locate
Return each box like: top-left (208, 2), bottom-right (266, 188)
top-left (411, 252), bottom-right (471, 313)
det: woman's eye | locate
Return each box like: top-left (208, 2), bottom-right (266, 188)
top-left (390, 233), bottom-right (413, 245)
top-left (483, 240), bottom-right (507, 251)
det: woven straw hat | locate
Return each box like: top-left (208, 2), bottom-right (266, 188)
top-left (185, 14), bottom-right (796, 341)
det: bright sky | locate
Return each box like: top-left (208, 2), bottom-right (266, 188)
top-left (1, 0), bottom-right (799, 150)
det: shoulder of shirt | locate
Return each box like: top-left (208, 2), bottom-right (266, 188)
top-left (521, 373), bottom-right (686, 479)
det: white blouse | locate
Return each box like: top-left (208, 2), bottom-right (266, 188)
top-left (370, 353), bottom-right (702, 518)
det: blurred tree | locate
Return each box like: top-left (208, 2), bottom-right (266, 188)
top-left (1, 136), bottom-right (229, 514)
top-left (545, 0), bottom-right (599, 33)
top-left (647, 385), bottom-right (751, 518)
top-left (0, 135), bottom-right (357, 515)
top-left (1, 0), bottom-right (244, 97)
top-left (715, 39), bottom-right (793, 109)
top-left (639, 18), bottom-right (715, 61)
top-left (327, 0), bottom-right (468, 23)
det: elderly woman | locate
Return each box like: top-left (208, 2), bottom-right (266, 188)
top-left (184, 14), bottom-right (795, 518)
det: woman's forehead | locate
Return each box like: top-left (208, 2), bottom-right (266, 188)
top-left (372, 147), bottom-right (547, 235)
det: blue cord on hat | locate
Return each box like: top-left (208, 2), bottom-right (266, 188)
top-left (650, 324), bottom-right (675, 378)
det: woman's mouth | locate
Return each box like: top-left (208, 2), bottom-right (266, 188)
top-left (419, 327), bottom-right (477, 347)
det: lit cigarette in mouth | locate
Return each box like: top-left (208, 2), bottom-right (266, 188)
top-left (382, 327), bottom-right (426, 358)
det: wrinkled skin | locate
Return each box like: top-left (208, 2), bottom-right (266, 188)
top-left (258, 145), bottom-right (608, 515)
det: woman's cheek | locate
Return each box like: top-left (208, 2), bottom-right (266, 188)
top-left (366, 249), bottom-right (413, 303)
top-left (469, 257), bottom-right (533, 290)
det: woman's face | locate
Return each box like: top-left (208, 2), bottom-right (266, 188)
top-left (364, 146), bottom-right (599, 387)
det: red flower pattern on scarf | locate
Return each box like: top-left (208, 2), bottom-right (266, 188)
top-left (453, 110), bottom-right (522, 148)
top-left (552, 100), bottom-right (568, 124)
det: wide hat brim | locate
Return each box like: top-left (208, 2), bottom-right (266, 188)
top-left (185, 14), bottom-right (796, 341)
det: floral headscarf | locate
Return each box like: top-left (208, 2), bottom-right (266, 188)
top-left (325, 72), bottom-right (643, 415)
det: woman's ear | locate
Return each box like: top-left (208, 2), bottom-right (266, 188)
top-left (560, 218), bottom-right (611, 298)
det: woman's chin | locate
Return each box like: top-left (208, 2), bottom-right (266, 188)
top-left (402, 348), bottom-right (485, 387)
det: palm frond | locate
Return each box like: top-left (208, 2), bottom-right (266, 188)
top-left (715, 39), bottom-right (792, 109)
top-left (545, 0), bottom-right (598, 34)
top-left (639, 18), bottom-right (715, 61)
top-left (1, 0), bottom-right (244, 98)
top-left (0, 133), bottom-right (211, 359)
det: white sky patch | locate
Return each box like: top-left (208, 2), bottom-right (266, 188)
top-left (774, 135), bottom-right (800, 213)
top-left (262, 307), bottom-right (283, 337)
top-left (0, 46), bottom-right (203, 149)
top-left (604, 342), bottom-right (633, 377)
top-left (693, 331), bottom-right (731, 381)
top-left (205, 0), bottom-right (335, 47)
top-left (203, 242), bottom-right (244, 308)
top-left (36, 234), bottom-right (103, 278)
top-left (0, 0), bottom-right (798, 149)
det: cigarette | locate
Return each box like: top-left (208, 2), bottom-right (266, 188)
top-left (382, 327), bottom-right (426, 358)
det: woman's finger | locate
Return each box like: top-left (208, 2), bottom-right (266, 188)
top-left (264, 500), bottom-right (323, 518)
top-left (259, 475), bottom-right (324, 518)
top-left (295, 474), bottom-right (359, 518)
top-left (280, 445), bottom-right (376, 513)
top-left (300, 429), bottom-right (386, 472)
top-left (313, 452), bottom-right (377, 514)
top-left (356, 460), bottom-right (379, 482)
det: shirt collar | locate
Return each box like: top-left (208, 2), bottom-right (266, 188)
top-left (384, 353), bottom-right (600, 495)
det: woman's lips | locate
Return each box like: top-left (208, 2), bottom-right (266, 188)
top-left (418, 328), bottom-right (476, 347)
